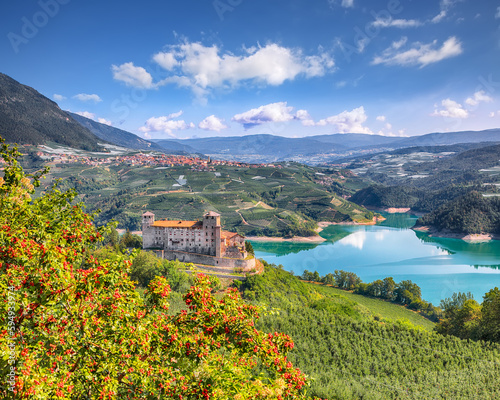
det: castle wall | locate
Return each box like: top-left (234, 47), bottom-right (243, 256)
top-left (153, 250), bottom-right (256, 272)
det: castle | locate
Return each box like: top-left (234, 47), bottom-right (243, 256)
top-left (142, 211), bottom-right (256, 270)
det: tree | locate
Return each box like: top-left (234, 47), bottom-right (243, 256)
top-left (245, 240), bottom-right (255, 256)
top-left (0, 140), bottom-right (308, 399)
top-left (381, 277), bottom-right (396, 301)
top-left (480, 287), bottom-right (500, 342)
top-left (120, 229), bottom-right (142, 249)
top-left (394, 280), bottom-right (421, 305)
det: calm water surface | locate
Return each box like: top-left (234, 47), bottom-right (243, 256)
top-left (250, 213), bottom-right (500, 305)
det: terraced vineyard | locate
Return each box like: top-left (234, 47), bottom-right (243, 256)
top-left (41, 160), bottom-right (374, 235)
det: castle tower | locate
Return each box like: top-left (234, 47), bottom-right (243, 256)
top-left (142, 212), bottom-right (155, 249)
top-left (203, 211), bottom-right (221, 257)
top-left (142, 211), bottom-right (155, 229)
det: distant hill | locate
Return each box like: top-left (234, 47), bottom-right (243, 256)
top-left (393, 129), bottom-right (500, 148)
top-left (163, 130), bottom-right (500, 164)
top-left (158, 134), bottom-right (345, 161)
top-left (68, 112), bottom-right (168, 153)
top-left (311, 133), bottom-right (400, 149)
top-left (415, 192), bottom-right (500, 235)
top-left (350, 143), bottom-right (500, 214)
top-left (153, 139), bottom-right (201, 155)
top-left (0, 73), bottom-right (104, 151)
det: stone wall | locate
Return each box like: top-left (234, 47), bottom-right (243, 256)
top-left (152, 250), bottom-right (256, 272)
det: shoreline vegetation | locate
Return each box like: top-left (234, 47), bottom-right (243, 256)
top-left (247, 216), bottom-right (387, 242)
top-left (413, 225), bottom-right (500, 242)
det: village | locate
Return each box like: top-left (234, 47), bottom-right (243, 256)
top-left (31, 144), bottom-right (283, 171)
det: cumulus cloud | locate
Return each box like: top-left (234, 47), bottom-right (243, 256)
top-left (496, 7), bottom-right (500, 19)
top-left (432, 99), bottom-right (468, 118)
top-left (73, 93), bottom-right (102, 103)
top-left (74, 111), bottom-right (112, 126)
top-left (372, 36), bottom-right (462, 68)
top-left (97, 118), bottom-right (112, 126)
top-left (232, 102), bottom-right (296, 129)
top-left (75, 111), bottom-right (95, 119)
top-left (53, 94), bottom-right (66, 101)
top-left (153, 42), bottom-right (334, 100)
top-left (198, 115), bottom-right (228, 132)
top-left (295, 109), bottom-right (315, 126)
top-left (465, 90), bottom-right (493, 107)
top-left (371, 18), bottom-right (422, 28)
top-left (316, 106), bottom-right (373, 134)
top-left (112, 62), bottom-right (154, 88)
top-left (153, 52), bottom-right (178, 70)
top-left (139, 111), bottom-right (194, 137)
top-left (376, 115), bottom-right (386, 122)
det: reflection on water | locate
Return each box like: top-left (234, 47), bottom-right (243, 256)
top-left (250, 213), bottom-right (500, 305)
top-left (250, 241), bottom-right (320, 257)
top-left (377, 212), bottom-right (419, 229)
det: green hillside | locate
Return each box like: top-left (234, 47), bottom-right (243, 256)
top-left (0, 73), bottom-right (105, 151)
top-left (41, 160), bottom-right (376, 235)
top-left (241, 263), bottom-right (500, 399)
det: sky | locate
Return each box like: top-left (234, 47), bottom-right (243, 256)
top-left (1, 0), bottom-right (500, 140)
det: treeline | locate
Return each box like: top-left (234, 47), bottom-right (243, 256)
top-left (437, 290), bottom-right (500, 343)
top-left (300, 269), bottom-right (442, 321)
top-left (415, 191), bottom-right (500, 234)
top-left (350, 183), bottom-right (491, 213)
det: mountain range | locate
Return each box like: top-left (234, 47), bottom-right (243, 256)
top-left (1, 72), bottom-right (499, 162)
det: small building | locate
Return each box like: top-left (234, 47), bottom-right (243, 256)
top-left (142, 211), bottom-right (254, 270)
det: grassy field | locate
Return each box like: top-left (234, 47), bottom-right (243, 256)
top-left (312, 284), bottom-right (436, 331)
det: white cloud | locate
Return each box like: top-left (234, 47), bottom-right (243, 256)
top-left (431, 0), bottom-right (462, 23)
top-left (97, 118), bottom-right (112, 126)
top-left (198, 115), bottom-right (228, 132)
top-left (371, 18), bottom-right (422, 28)
top-left (295, 109), bottom-right (316, 126)
top-left (329, 0), bottom-right (354, 8)
top-left (75, 111), bottom-right (95, 119)
top-left (152, 52), bottom-right (178, 70)
top-left (490, 112), bottom-right (496, 118)
top-left (431, 10), bottom-right (447, 23)
top-left (376, 115), bottom-right (386, 122)
top-left (316, 106), bottom-right (373, 134)
top-left (139, 111), bottom-right (194, 136)
top-left (53, 94), bottom-right (66, 101)
top-left (73, 93), bottom-right (102, 103)
top-left (496, 7), bottom-right (500, 19)
top-left (372, 36), bottom-right (462, 68)
top-left (432, 99), bottom-right (468, 118)
top-left (112, 62), bottom-right (154, 88)
top-left (465, 90), bottom-right (493, 107)
top-left (232, 102), bottom-right (296, 129)
top-left (154, 42), bottom-right (334, 100)
top-left (74, 111), bottom-right (112, 126)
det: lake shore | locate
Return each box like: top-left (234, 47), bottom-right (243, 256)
top-left (247, 217), bottom-right (387, 242)
top-left (246, 235), bottom-right (327, 243)
top-left (413, 226), bottom-right (500, 242)
top-left (315, 216), bottom-right (386, 232)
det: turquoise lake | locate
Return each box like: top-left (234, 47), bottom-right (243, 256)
top-left (250, 213), bottom-right (500, 306)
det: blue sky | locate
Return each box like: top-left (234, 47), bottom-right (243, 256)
top-left (1, 0), bottom-right (500, 139)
